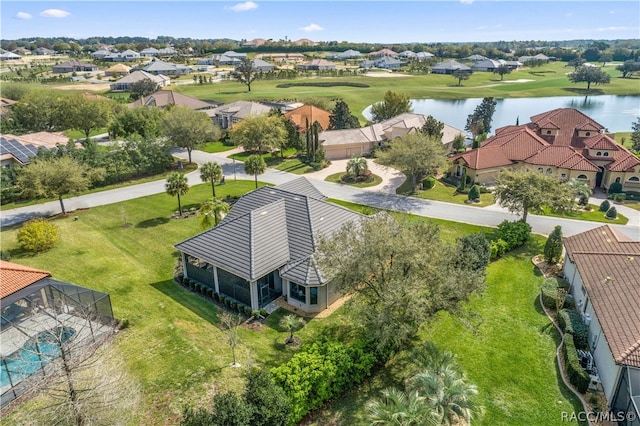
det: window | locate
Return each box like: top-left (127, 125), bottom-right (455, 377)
top-left (456, 165), bottom-right (461, 177)
top-left (310, 287), bottom-right (318, 305)
top-left (546, 168), bottom-right (552, 174)
top-left (596, 152), bottom-right (602, 156)
top-left (561, 173), bottom-right (567, 179)
top-left (537, 167), bottom-right (544, 173)
top-left (615, 177), bottom-right (621, 183)
top-left (546, 130), bottom-right (552, 135)
top-left (577, 174), bottom-right (588, 180)
top-left (629, 176), bottom-right (639, 182)
top-left (290, 282), bottom-right (306, 303)
top-left (603, 152), bottom-right (609, 157)
top-left (585, 132), bottom-right (591, 136)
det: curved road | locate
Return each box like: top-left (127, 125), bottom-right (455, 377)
top-left (1, 148), bottom-right (639, 240)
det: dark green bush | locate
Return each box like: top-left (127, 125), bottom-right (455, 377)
top-left (467, 185), bottom-right (480, 201)
top-left (608, 182), bottom-right (623, 194)
top-left (489, 238), bottom-right (508, 259)
top-left (558, 309), bottom-right (590, 350)
top-left (230, 301), bottom-right (237, 311)
top-left (606, 206), bottom-right (618, 219)
top-left (422, 175), bottom-right (436, 190)
top-left (496, 220), bottom-right (531, 251)
top-left (541, 286), bottom-right (558, 309)
top-left (562, 337), bottom-right (590, 393)
top-left (259, 308), bottom-right (267, 317)
top-left (599, 200), bottom-right (610, 212)
top-left (213, 292), bottom-right (220, 301)
top-left (614, 193), bottom-right (625, 203)
top-left (176, 274), bottom-right (184, 284)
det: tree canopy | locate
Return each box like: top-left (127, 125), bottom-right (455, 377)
top-left (233, 57), bottom-right (258, 92)
top-left (108, 106), bottom-right (167, 140)
top-left (199, 161), bottom-right (223, 198)
top-left (631, 117), bottom-right (640, 152)
top-left (465, 97), bottom-right (497, 139)
top-left (229, 114), bottom-right (288, 155)
top-left (130, 78), bottom-right (159, 100)
top-left (165, 172), bottom-right (189, 215)
top-left (328, 100), bottom-right (360, 130)
top-left (161, 107), bottom-right (221, 163)
top-left (369, 91), bottom-right (412, 123)
top-left (421, 115), bottom-right (444, 141)
top-left (244, 155), bottom-right (266, 188)
top-left (64, 95), bottom-right (116, 140)
top-left (568, 65), bottom-right (611, 90)
top-left (376, 132), bottom-right (446, 193)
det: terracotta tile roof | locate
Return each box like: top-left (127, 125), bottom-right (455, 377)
top-left (529, 108), bottom-right (605, 147)
top-left (129, 90), bottom-right (213, 110)
top-left (3, 132), bottom-right (69, 149)
top-left (453, 146), bottom-right (514, 169)
top-left (0, 260), bottom-right (50, 299)
top-left (564, 225), bottom-right (640, 368)
top-left (284, 105), bottom-right (331, 132)
top-left (582, 134), bottom-right (620, 150)
top-left (481, 126), bottom-right (549, 161)
top-left (524, 146), bottom-right (600, 171)
top-left (609, 152), bottom-right (640, 172)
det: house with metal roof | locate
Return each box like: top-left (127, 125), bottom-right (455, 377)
top-left (562, 225), bottom-right (640, 421)
top-left (449, 108), bottom-right (640, 191)
top-left (140, 47), bottom-right (160, 57)
top-left (0, 261), bottom-right (115, 408)
top-left (141, 59), bottom-right (191, 75)
top-left (103, 49), bottom-right (140, 62)
top-left (234, 58), bottom-right (275, 73)
top-left (430, 60), bottom-right (472, 75)
top-left (175, 178), bottom-right (363, 313)
top-left (204, 100), bottom-right (273, 129)
top-left (109, 70), bottom-right (171, 92)
top-left (297, 59), bottom-right (336, 71)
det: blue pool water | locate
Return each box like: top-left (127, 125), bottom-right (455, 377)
top-left (1, 327), bottom-right (75, 388)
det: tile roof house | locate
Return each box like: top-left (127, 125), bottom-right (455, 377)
top-left (294, 38), bottom-right (318, 46)
top-left (320, 113), bottom-right (465, 160)
top-left (52, 60), bottom-right (99, 73)
top-left (328, 49), bottom-right (363, 60)
top-left (141, 59), bottom-right (191, 75)
top-left (234, 58), bottom-right (275, 73)
top-left (284, 104), bottom-right (332, 133)
top-left (104, 63), bottom-right (131, 76)
top-left (297, 59), bottom-right (336, 71)
top-left (109, 70), bottom-right (171, 92)
top-left (243, 38), bottom-right (267, 47)
top-left (0, 132), bottom-right (70, 166)
top-left (449, 108), bottom-right (640, 190)
top-left (204, 100), bottom-right (273, 129)
top-left (0, 261), bottom-right (115, 407)
top-left (139, 47), bottom-right (160, 57)
top-left (431, 60), bottom-right (472, 75)
top-left (128, 89), bottom-right (216, 110)
top-left (562, 225), bottom-right (640, 420)
top-left (369, 48), bottom-right (398, 57)
top-left (103, 49), bottom-right (140, 62)
top-left (175, 178), bottom-right (363, 313)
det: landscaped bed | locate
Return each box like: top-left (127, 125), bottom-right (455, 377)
top-left (324, 172), bottom-right (383, 188)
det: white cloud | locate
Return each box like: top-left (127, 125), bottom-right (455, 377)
top-left (609, 10), bottom-right (615, 14)
top-left (40, 9), bottom-right (70, 18)
top-left (597, 26), bottom-right (628, 32)
top-left (16, 12), bottom-right (32, 19)
top-left (300, 23), bottom-right (323, 32)
top-left (228, 2), bottom-right (258, 12)
top-left (460, 0), bottom-right (474, 4)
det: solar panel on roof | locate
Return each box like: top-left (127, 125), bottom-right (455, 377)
top-left (0, 137), bottom-right (49, 164)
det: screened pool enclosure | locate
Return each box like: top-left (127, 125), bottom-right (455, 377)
top-left (0, 278), bottom-right (115, 408)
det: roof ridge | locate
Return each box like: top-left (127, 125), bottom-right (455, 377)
top-left (616, 338), bottom-right (640, 364)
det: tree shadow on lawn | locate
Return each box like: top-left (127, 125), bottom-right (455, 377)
top-left (150, 279), bottom-right (219, 326)
top-left (136, 217), bottom-right (170, 228)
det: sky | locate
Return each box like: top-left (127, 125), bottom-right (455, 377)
top-left (1, 1), bottom-right (639, 44)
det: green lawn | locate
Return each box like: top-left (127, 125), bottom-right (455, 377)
top-left (274, 157), bottom-right (315, 174)
top-left (306, 238), bottom-right (583, 426)
top-left (0, 160), bottom-right (198, 211)
top-left (538, 204), bottom-right (629, 225)
top-left (1, 187), bottom-right (581, 425)
top-left (325, 172), bottom-right (383, 188)
top-left (200, 141), bottom-right (236, 153)
top-left (228, 148), bottom-right (298, 166)
top-left (175, 61), bottom-right (640, 123)
top-left (396, 178), bottom-right (496, 207)
top-left (64, 127), bottom-right (108, 140)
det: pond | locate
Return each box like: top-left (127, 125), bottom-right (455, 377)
top-left (363, 95), bottom-right (640, 133)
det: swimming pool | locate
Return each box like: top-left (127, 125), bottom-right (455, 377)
top-left (1, 326), bottom-right (76, 388)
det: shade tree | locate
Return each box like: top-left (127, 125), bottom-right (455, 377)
top-left (161, 106), bottom-right (221, 164)
top-left (328, 99), bottom-right (360, 130)
top-left (568, 65), bottom-right (611, 91)
top-left (233, 57), bottom-right (258, 92)
top-left (229, 114), bottom-right (288, 156)
top-left (244, 155), bottom-right (267, 188)
top-left (370, 91), bottom-right (412, 122)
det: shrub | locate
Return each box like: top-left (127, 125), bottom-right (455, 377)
top-left (422, 175), bottom-right (436, 190)
top-left (606, 206), bottom-right (617, 219)
top-left (276, 82), bottom-right (369, 88)
top-left (544, 225), bottom-right (563, 264)
top-left (614, 193), bottom-right (626, 203)
top-left (243, 305), bottom-right (252, 316)
top-left (599, 200), bottom-right (610, 212)
top-left (456, 233), bottom-right (491, 271)
top-left (541, 280), bottom-right (559, 309)
top-left (259, 308), bottom-right (267, 317)
top-left (495, 220), bottom-right (531, 251)
top-left (252, 310), bottom-right (261, 319)
top-left (213, 292), bottom-right (220, 302)
top-left (562, 337), bottom-right (590, 393)
top-left (489, 238), bottom-right (509, 259)
top-left (608, 182), bottom-right (623, 194)
top-left (17, 218), bottom-right (59, 252)
top-left (558, 309), bottom-right (590, 350)
top-left (230, 301), bottom-right (237, 311)
top-left (467, 185), bottom-right (480, 202)
top-left (176, 274), bottom-right (184, 284)
top-left (578, 193), bottom-right (589, 206)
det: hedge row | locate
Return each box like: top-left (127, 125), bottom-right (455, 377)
top-left (271, 338), bottom-right (379, 425)
top-left (540, 278), bottom-right (571, 310)
top-left (276, 81), bottom-right (369, 88)
top-left (489, 220), bottom-right (532, 260)
top-left (562, 337), bottom-right (590, 393)
top-left (558, 309), bottom-right (590, 350)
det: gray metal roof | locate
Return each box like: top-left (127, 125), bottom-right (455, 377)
top-left (276, 177), bottom-right (326, 201)
top-left (175, 178), bottom-right (362, 283)
top-left (280, 256), bottom-right (324, 286)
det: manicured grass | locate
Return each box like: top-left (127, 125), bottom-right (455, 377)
top-left (64, 128), bottom-right (108, 140)
top-left (1, 191), bottom-right (581, 425)
top-left (0, 160), bottom-right (198, 211)
top-left (307, 238), bottom-right (583, 425)
top-left (175, 61), bottom-right (640, 123)
top-left (538, 204), bottom-right (629, 225)
top-left (325, 172), bottom-right (383, 188)
top-left (274, 158), bottom-right (315, 174)
top-left (200, 141), bottom-right (236, 153)
top-left (612, 131), bottom-right (633, 149)
top-left (622, 200), bottom-right (640, 211)
top-left (396, 178), bottom-right (495, 207)
top-left (228, 148), bottom-right (298, 166)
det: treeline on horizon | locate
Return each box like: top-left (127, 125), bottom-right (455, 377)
top-left (2, 36), bottom-right (640, 61)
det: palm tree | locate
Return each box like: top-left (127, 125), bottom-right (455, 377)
top-left (407, 366), bottom-right (482, 426)
top-left (165, 172), bottom-right (190, 216)
top-left (366, 388), bottom-right (438, 426)
top-left (200, 162), bottom-right (223, 199)
top-left (244, 155), bottom-right (266, 189)
top-left (346, 155), bottom-right (368, 178)
top-left (199, 198), bottom-right (230, 229)
top-left (279, 314), bottom-right (306, 344)
top-left (567, 178), bottom-right (592, 205)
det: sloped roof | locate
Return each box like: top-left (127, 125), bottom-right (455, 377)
top-left (431, 60), bottom-right (471, 71)
top-left (0, 260), bottom-right (50, 299)
top-left (471, 59), bottom-right (502, 69)
top-left (0, 52), bottom-right (21, 59)
top-left (205, 100), bottom-right (272, 120)
top-left (128, 90), bottom-right (213, 110)
top-left (530, 108), bottom-right (605, 146)
top-left (142, 60), bottom-right (182, 72)
top-left (524, 146), bottom-right (599, 171)
top-left (280, 256), bottom-right (325, 286)
top-left (175, 178), bottom-right (362, 283)
top-left (453, 146), bottom-right (514, 169)
top-left (374, 56), bottom-right (404, 66)
top-left (319, 125), bottom-right (383, 146)
top-left (285, 104), bottom-right (332, 132)
top-left (300, 59), bottom-right (335, 67)
top-left (338, 49), bottom-right (363, 58)
top-left (481, 126), bottom-right (549, 161)
top-left (609, 151), bottom-right (640, 172)
top-left (564, 225), bottom-right (640, 367)
top-left (464, 54), bottom-right (489, 61)
top-left (113, 70), bottom-right (170, 84)
top-left (105, 63), bottom-right (131, 73)
top-left (583, 134), bottom-right (623, 151)
top-left (370, 48), bottom-right (398, 57)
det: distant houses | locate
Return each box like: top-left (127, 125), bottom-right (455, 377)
top-left (52, 60), bottom-right (99, 73)
top-left (204, 100), bottom-right (273, 129)
top-left (235, 58), bottom-right (275, 73)
top-left (360, 56), bottom-right (405, 70)
top-left (430, 60), bottom-right (472, 75)
top-left (103, 49), bottom-right (140, 62)
top-left (0, 52), bottom-right (21, 61)
top-left (297, 59), bottom-right (336, 71)
top-left (140, 59), bottom-right (191, 75)
top-left (128, 90), bottom-right (216, 110)
top-left (110, 70), bottom-right (171, 92)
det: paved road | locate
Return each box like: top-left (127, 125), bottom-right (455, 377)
top-left (2, 148), bottom-right (639, 240)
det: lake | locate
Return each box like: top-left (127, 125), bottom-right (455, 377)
top-left (363, 95), bottom-right (640, 133)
